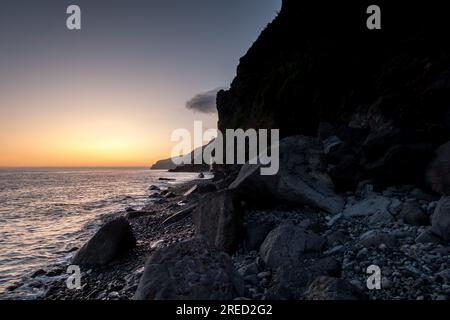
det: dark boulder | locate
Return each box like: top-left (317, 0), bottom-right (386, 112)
top-left (192, 191), bottom-right (243, 253)
top-left (427, 141), bottom-right (450, 195)
top-left (134, 237), bottom-right (237, 300)
top-left (431, 196), bottom-right (450, 242)
top-left (229, 136), bottom-right (344, 214)
top-left (265, 257), bottom-right (341, 299)
top-left (398, 201), bottom-right (429, 226)
top-left (259, 222), bottom-right (325, 269)
top-left (72, 217), bottom-right (136, 266)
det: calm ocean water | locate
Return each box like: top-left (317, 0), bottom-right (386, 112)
top-left (0, 168), bottom-right (198, 298)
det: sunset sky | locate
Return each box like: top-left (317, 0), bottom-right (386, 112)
top-left (0, 0), bottom-right (280, 167)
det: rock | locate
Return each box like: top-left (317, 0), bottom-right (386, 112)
top-left (164, 192), bottom-right (176, 199)
top-left (197, 182), bottom-right (218, 193)
top-left (260, 223), bottom-right (325, 269)
top-left (431, 197), bottom-right (450, 242)
top-left (326, 231), bottom-right (349, 247)
top-left (162, 204), bottom-right (197, 226)
top-left (323, 136), bottom-right (343, 155)
top-left (369, 211), bottom-right (395, 225)
top-left (125, 210), bottom-right (154, 220)
top-left (198, 172), bottom-right (205, 179)
top-left (304, 276), bottom-right (367, 300)
top-left (183, 185), bottom-right (198, 197)
top-left (134, 237), bottom-right (236, 300)
top-left (148, 185), bottom-right (160, 191)
top-left (31, 269), bottom-right (46, 278)
top-left (343, 196), bottom-right (391, 218)
top-left (229, 136), bottom-right (344, 214)
top-left (416, 229), bottom-right (444, 245)
top-left (108, 291), bottom-right (120, 300)
top-left (237, 263), bottom-right (259, 277)
top-left (426, 141), bottom-right (450, 195)
top-left (72, 217), bottom-right (136, 266)
top-left (398, 201), bottom-right (429, 226)
top-left (244, 215), bottom-right (277, 251)
top-left (192, 191), bottom-right (243, 253)
top-left (359, 231), bottom-right (398, 248)
top-left (159, 178), bottom-right (176, 181)
top-left (265, 257), bottom-right (341, 299)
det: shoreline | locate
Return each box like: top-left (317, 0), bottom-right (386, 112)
top-left (43, 178), bottom-right (207, 300)
top-left (4, 168), bottom-right (450, 300)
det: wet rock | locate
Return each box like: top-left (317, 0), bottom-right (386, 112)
top-left (148, 185), bottom-right (160, 191)
top-left (229, 136), bottom-right (344, 214)
top-left (192, 191), bottom-right (243, 253)
top-left (304, 276), bottom-right (367, 300)
top-left (431, 197), bottom-right (450, 242)
top-left (134, 237), bottom-right (236, 300)
top-left (399, 201), bottom-right (429, 226)
top-left (73, 217), bottom-right (136, 266)
top-left (260, 222), bottom-right (325, 269)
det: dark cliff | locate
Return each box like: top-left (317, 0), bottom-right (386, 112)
top-left (217, 0), bottom-right (450, 189)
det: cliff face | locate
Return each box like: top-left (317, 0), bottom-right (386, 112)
top-left (217, 1), bottom-right (450, 189)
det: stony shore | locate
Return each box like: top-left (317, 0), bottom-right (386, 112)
top-left (10, 178), bottom-right (447, 300)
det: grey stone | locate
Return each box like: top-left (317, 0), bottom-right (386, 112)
top-left (229, 136), bottom-right (344, 214)
top-left (359, 231), bottom-right (398, 248)
top-left (265, 257), bottom-right (341, 300)
top-left (73, 217), bottom-right (136, 266)
top-left (192, 191), bottom-right (243, 253)
top-left (399, 201), bottom-right (429, 226)
top-left (415, 229), bottom-right (444, 245)
top-left (431, 196), bottom-right (450, 242)
top-left (304, 276), bottom-right (367, 300)
top-left (369, 211), bottom-right (395, 225)
top-left (343, 196), bottom-right (391, 218)
top-left (134, 237), bottom-right (236, 300)
top-left (260, 222), bottom-right (325, 269)
top-left (426, 141), bottom-right (450, 195)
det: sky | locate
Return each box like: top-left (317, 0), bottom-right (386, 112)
top-left (0, 0), bottom-right (281, 167)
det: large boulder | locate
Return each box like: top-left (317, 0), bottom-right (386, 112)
top-left (192, 191), bottom-right (243, 253)
top-left (304, 276), bottom-right (367, 300)
top-left (265, 257), bottom-right (341, 299)
top-left (431, 197), bottom-right (450, 242)
top-left (72, 217), bottom-right (136, 266)
top-left (260, 222), bottom-right (325, 269)
top-left (427, 142), bottom-right (450, 195)
top-left (134, 237), bottom-right (237, 300)
top-left (229, 136), bottom-right (344, 214)
top-left (398, 201), bottom-right (429, 226)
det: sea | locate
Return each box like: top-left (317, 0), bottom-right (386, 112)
top-left (0, 167), bottom-right (200, 299)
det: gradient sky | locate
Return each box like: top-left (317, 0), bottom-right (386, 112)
top-left (0, 0), bottom-right (281, 167)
